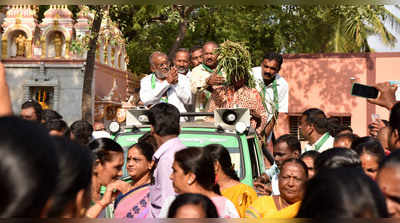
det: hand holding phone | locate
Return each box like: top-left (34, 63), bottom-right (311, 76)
top-left (366, 82), bottom-right (398, 110)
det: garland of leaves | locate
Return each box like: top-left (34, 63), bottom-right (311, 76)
top-left (215, 40), bottom-right (256, 88)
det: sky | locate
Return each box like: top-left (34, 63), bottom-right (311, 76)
top-left (367, 5), bottom-right (400, 52)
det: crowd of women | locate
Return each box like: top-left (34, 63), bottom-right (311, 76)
top-left (0, 99), bottom-right (399, 219)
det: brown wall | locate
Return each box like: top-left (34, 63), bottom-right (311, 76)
top-left (276, 52), bottom-right (399, 138)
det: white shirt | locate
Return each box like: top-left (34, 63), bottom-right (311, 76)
top-left (251, 67), bottom-right (289, 122)
top-left (304, 133), bottom-right (334, 153)
top-left (139, 73), bottom-right (192, 114)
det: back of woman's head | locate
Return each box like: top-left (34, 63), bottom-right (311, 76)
top-left (88, 138), bottom-right (123, 164)
top-left (204, 144), bottom-right (239, 181)
top-left (314, 147), bottom-right (361, 173)
top-left (41, 109), bottom-right (63, 123)
top-left (138, 131), bottom-right (158, 151)
top-left (47, 136), bottom-right (93, 217)
top-left (0, 116), bottom-right (59, 217)
top-left (174, 147), bottom-right (216, 192)
top-left (167, 193), bottom-right (219, 218)
top-left (70, 120), bottom-right (93, 145)
top-left (297, 167), bottom-right (388, 218)
top-left (353, 136), bottom-right (385, 164)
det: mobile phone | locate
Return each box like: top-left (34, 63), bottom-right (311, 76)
top-left (351, 83), bottom-right (379, 99)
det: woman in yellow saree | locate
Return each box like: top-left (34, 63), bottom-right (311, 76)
top-left (205, 144), bottom-right (257, 217)
top-left (245, 158), bottom-right (308, 218)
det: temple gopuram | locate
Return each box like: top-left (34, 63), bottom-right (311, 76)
top-left (0, 5), bottom-right (135, 124)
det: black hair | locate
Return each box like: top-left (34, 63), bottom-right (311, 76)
top-left (0, 116), bottom-right (58, 217)
top-left (300, 150), bottom-right (320, 161)
top-left (41, 109), bottom-right (63, 123)
top-left (47, 137), bottom-right (93, 217)
top-left (167, 193), bottom-right (219, 218)
top-left (44, 119), bottom-right (70, 137)
top-left (275, 134), bottom-right (301, 154)
top-left (88, 138), bottom-right (123, 164)
top-left (336, 125), bottom-right (354, 135)
top-left (190, 45), bottom-right (203, 54)
top-left (70, 120), bottom-right (93, 146)
top-left (334, 133), bottom-right (359, 148)
top-left (146, 103), bottom-right (180, 137)
top-left (205, 144), bottom-right (240, 181)
top-left (21, 100), bottom-right (43, 121)
top-left (174, 147), bottom-right (220, 194)
top-left (280, 158), bottom-right (309, 179)
top-left (390, 102), bottom-right (400, 145)
top-left (262, 52), bottom-right (283, 71)
top-left (297, 167), bottom-right (388, 218)
top-left (379, 149), bottom-right (400, 170)
top-left (138, 131), bottom-right (158, 150)
top-left (302, 108), bottom-right (329, 135)
top-left (129, 141), bottom-right (155, 162)
top-left (314, 147), bottom-right (361, 173)
top-left (327, 117), bottom-right (353, 137)
top-left (352, 136), bottom-right (385, 165)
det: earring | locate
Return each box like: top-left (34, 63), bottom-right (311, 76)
top-left (187, 180), bottom-right (192, 185)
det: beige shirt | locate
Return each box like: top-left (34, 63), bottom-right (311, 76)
top-left (190, 64), bottom-right (213, 95)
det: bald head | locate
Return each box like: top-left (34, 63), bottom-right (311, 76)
top-left (202, 41), bottom-right (218, 50)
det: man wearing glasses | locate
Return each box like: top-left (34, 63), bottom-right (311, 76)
top-left (140, 51), bottom-right (191, 115)
top-left (252, 53), bottom-right (289, 147)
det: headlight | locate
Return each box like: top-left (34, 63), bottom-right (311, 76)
top-left (109, 121), bottom-right (120, 134)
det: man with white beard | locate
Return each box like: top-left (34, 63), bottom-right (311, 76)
top-left (140, 51), bottom-right (192, 115)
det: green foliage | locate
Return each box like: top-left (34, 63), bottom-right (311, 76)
top-left (107, 5), bottom-right (400, 75)
top-left (215, 40), bottom-right (255, 88)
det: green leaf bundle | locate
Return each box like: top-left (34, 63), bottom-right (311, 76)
top-left (215, 40), bottom-right (256, 88)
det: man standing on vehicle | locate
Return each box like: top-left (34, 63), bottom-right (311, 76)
top-left (146, 103), bottom-right (186, 218)
top-left (190, 41), bottom-right (225, 112)
top-left (252, 53), bottom-right (288, 151)
top-left (189, 45), bottom-right (203, 68)
top-left (173, 48), bottom-right (194, 113)
top-left (173, 48), bottom-right (191, 78)
top-left (140, 51), bottom-right (191, 114)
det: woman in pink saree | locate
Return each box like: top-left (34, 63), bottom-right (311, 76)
top-left (113, 138), bottom-right (156, 218)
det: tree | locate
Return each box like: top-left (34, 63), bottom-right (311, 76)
top-left (81, 5), bottom-right (105, 122)
top-left (108, 5), bottom-right (400, 74)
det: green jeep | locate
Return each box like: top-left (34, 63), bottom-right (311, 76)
top-left (110, 108), bottom-right (266, 187)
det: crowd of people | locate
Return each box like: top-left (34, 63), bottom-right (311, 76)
top-left (0, 39), bottom-right (399, 219)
